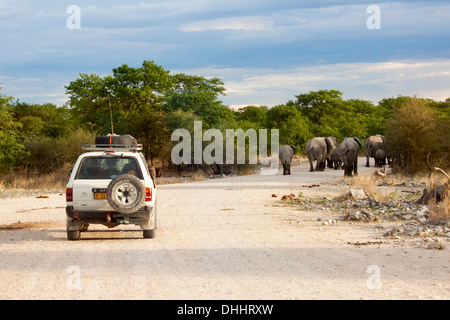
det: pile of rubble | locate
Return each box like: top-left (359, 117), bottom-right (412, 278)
top-left (277, 188), bottom-right (450, 247)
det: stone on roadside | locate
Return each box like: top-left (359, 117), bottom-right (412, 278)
top-left (347, 189), bottom-right (366, 200)
top-left (426, 242), bottom-right (446, 250)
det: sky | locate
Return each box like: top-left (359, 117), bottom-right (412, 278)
top-left (0, 0), bottom-right (449, 108)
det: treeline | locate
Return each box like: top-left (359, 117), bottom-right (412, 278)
top-left (0, 60), bottom-right (449, 176)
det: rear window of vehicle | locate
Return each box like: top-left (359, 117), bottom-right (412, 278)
top-left (76, 156), bottom-right (143, 180)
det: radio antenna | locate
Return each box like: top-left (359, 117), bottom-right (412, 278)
top-left (108, 94), bottom-right (114, 135)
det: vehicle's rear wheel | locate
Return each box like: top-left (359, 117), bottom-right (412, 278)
top-left (67, 229), bottom-right (80, 241)
top-left (143, 229), bottom-right (155, 239)
top-left (142, 199), bottom-right (157, 239)
top-left (106, 174), bottom-right (146, 214)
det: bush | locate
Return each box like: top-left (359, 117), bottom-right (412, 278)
top-left (23, 128), bottom-right (96, 173)
top-left (384, 97), bottom-right (443, 173)
top-left (0, 131), bottom-right (25, 173)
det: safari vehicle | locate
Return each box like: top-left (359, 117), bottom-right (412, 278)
top-left (65, 136), bottom-right (157, 240)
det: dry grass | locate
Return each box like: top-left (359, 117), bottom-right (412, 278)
top-left (0, 221), bottom-right (64, 230)
top-left (350, 173), bottom-right (386, 201)
top-left (428, 200), bottom-right (449, 223)
top-left (0, 169), bottom-right (69, 190)
top-left (427, 184), bottom-right (449, 223)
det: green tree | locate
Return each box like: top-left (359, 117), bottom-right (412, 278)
top-left (11, 102), bottom-right (73, 138)
top-left (294, 89), bottom-right (344, 125)
top-left (0, 88), bottom-right (25, 172)
top-left (65, 73), bottom-right (113, 132)
top-left (266, 104), bottom-right (312, 150)
top-left (293, 90), bottom-right (376, 141)
top-left (23, 128), bottom-right (96, 173)
top-left (112, 61), bottom-right (173, 111)
top-left (65, 61), bottom-right (232, 162)
top-left (164, 73), bottom-right (226, 128)
top-left (65, 60), bottom-right (174, 135)
top-left (384, 97), bottom-right (441, 173)
top-left (235, 105), bottom-right (268, 131)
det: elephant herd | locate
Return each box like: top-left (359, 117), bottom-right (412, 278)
top-left (279, 134), bottom-right (387, 176)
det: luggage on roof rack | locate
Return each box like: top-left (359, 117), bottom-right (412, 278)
top-left (95, 134), bottom-right (138, 145)
top-left (81, 144), bottom-right (142, 151)
top-left (82, 134), bottom-right (142, 151)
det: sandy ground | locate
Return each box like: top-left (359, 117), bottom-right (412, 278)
top-left (0, 158), bottom-right (449, 300)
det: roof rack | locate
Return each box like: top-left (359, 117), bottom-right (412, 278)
top-left (82, 144), bottom-right (143, 152)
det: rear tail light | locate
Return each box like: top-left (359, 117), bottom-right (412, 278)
top-left (145, 188), bottom-right (152, 201)
top-left (66, 188), bottom-right (73, 202)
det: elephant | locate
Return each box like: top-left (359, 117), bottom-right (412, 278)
top-left (339, 137), bottom-right (362, 176)
top-left (279, 145), bottom-right (297, 175)
top-left (326, 136), bottom-right (339, 168)
top-left (375, 149), bottom-right (386, 167)
top-left (331, 146), bottom-right (342, 170)
top-left (305, 137), bottom-right (335, 172)
top-left (364, 135), bottom-right (385, 167)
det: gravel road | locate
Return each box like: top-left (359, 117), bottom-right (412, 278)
top-left (1, 159), bottom-right (449, 300)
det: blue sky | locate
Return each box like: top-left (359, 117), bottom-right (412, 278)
top-left (0, 0), bottom-right (449, 107)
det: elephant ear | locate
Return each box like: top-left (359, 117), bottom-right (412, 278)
top-left (290, 145), bottom-right (297, 154)
top-left (324, 137), bottom-right (334, 151)
top-left (381, 135), bottom-right (386, 149)
top-left (332, 137), bottom-right (338, 146)
top-left (353, 137), bottom-right (362, 149)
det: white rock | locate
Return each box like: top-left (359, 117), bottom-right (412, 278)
top-left (348, 189), bottom-right (366, 200)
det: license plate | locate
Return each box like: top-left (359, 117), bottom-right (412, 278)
top-left (94, 192), bottom-right (107, 199)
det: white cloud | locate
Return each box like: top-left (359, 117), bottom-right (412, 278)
top-left (181, 16), bottom-right (274, 32)
top-left (182, 59), bottom-right (450, 106)
top-left (1, 1), bottom-right (449, 107)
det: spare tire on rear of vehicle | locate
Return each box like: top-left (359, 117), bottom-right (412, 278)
top-left (106, 174), bottom-right (146, 214)
top-left (95, 134), bottom-right (138, 146)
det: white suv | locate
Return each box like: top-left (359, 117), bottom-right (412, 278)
top-left (65, 139), bottom-right (157, 240)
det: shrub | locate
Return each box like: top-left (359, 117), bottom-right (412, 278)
top-left (0, 131), bottom-right (25, 173)
top-left (384, 97), bottom-right (442, 173)
top-left (23, 128), bottom-right (96, 173)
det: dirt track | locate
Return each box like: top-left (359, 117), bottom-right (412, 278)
top-left (0, 159), bottom-right (449, 300)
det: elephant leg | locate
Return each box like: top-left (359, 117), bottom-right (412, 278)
top-left (353, 159), bottom-right (358, 175)
top-left (309, 160), bottom-right (314, 172)
top-left (287, 163), bottom-right (291, 175)
top-left (327, 159), bottom-right (333, 169)
top-left (365, 156), bottom-right (370, 167)
top-left (315, 160), bottom-right (321, 171)
top-left (318, 159), bottom-right (326, 171)
top-left (344, 165), bottom-right (352, 176)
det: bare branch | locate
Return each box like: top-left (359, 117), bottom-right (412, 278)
top-left (433, 167), bottom-right (450, 183)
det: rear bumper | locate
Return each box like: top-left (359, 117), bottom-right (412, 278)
top-left (66, 205), bottom-right (155, 229)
